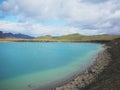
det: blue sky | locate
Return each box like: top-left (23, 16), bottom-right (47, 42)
top-left (39, 20), bottom-right (67, 26)
top-left (0, 15), bottom-right (18, 22)
top-left (0, 0), bottom-right (120, 36)
top-left (0, 0), bottom-right (4, 3)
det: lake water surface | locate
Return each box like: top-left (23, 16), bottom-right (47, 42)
top-left (0, 42), bottom-right (102, 90)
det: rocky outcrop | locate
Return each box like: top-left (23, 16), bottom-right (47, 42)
top-left (53, 38), bottom-right (120, 90)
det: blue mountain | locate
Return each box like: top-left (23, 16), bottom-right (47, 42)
top-left (0, 31), bottom-right (34, 39)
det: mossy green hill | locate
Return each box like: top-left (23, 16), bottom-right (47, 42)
top-left (0, 33), bottom-right (120, 42)
top-left (35, 35), bottom-right (53, 40)
top-left (35, 33), bottom-right (120, 42)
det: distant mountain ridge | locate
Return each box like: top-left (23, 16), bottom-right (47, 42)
top-left (0, 31), bottom-right (120, 42)
top-left (0, 31), bottom-right (34, 39)
top-left (35, 33), bottom-right (120, 42)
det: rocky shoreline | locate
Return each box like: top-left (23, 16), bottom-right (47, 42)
top-left (53, 38), bottom-right (120, 90)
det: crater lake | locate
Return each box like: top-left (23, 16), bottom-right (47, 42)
top-left (0, 42), bottom-right (102, 90)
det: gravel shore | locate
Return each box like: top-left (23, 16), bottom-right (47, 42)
top-left (53, 38), bottom-right (120, 90)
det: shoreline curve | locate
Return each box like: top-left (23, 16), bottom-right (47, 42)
top-left (53, 38), bottom-right (120, 90)
top-left (53, 46), bottom-right (111, 90)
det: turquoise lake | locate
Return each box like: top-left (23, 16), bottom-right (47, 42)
top-left (0, 42), bottom-right (102, 90)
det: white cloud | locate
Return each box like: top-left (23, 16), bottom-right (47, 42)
top-left (0, 20), bottom-right (81, 36)
top-left (0, 0), bottom-right (109, 22)
top-left (0, 21), bottom-right (26, 32)
top-left (0, 0), bottom-right (120, 35)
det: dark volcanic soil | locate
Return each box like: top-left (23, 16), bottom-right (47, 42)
top-left (82, 38), bottom-right (120, 90)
